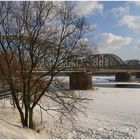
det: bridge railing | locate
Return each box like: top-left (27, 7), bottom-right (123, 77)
top-left (64, 64), bottom-right (140, 72)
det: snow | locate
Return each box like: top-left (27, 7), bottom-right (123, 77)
top-left (0, 75), bottom-right (140, 138)
top-left (0, 102), bottom-right (47, 139)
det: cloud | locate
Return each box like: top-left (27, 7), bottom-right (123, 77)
top-left (128, 1), bottom-right (140, 6)
top-left (134, 41), bottom-right (140, 50)
top-left (119, 15), bottom-right (140, 30)
top-left (112, 6), bottom-right (130, 17)
top-left (134, 45), bottom-right (140, 50)
top-left (133, 1), bottom-right (140, 6)
top-left (112, 6), bottom-right (140, 31)
top-left (77, 38), bottom-right (88, 46)
top-left (89, 24), bottom-right (97, 30)
top-left (95, 32), bottom-right (132, 52)
top-left (75, 1), bottom-right (104, 17)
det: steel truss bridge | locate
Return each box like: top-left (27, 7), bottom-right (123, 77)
top-left (69, 53), bottom-right (140, 72)
top-left (1, 35), bottom-right (140, 93)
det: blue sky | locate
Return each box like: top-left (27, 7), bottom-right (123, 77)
top-left (75, 1), bottom-right (140, 60)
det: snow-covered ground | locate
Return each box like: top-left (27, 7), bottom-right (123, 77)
top-left (0, 101), bottom-right (48, 139)
top-left (0, 76), bottom-right (140, 138)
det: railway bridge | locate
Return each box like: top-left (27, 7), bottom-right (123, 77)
top-left (68, 53), bottom-right (140, 90)
top-left (1, 35), bottom-right (140, 90)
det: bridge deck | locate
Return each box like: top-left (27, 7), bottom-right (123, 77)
top-left (32, 69), bottom-right (140, 77)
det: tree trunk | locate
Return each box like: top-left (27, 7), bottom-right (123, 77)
top-left (11, 89), bottom-right (27, 128)
top-left (18, 109), bottom-right (27, 127)
top-left (12, 96), bottom-right (16, 108)
top-left (23, 96), bottom-right (28, 127)
top-left (25, 107), bottom-right (28, 127)
top-left (29, 108), bottom-right (34, 129)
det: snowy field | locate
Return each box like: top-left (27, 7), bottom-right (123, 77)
top-left (0, 76), bottom-right (140, 138)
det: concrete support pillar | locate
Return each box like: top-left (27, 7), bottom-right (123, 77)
top-left (136, 72), bottom-right (140, 78)
top-left (115, 72), bottom-right (132, 82)
top-left (69, 72), bottom-right (93, 90)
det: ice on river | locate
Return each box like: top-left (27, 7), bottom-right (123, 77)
top-left (43, 76), bottom-right (140, 139)
top-left (0, 75), bottom-right (140, 139)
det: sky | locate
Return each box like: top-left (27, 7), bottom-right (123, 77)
top-left (74, 1), bottom-right (140, 60)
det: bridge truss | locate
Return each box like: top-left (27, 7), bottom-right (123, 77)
top-left (69, 54), bottom-right (140, 71)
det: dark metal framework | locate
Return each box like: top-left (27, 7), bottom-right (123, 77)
top-left (83, 54), bottom-right (126, 69)
top-left (125, 59), bottom-right (140, 69)
top-left (69, 54), bottom-right (140, 70)
top-left (125, 59), bottom-right (140, 66)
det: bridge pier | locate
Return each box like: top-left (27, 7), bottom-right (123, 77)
top-left (69, 72), bottom-right (93, 90)
top-left (136, 72), bottom-right (140, 78)
top-left (115, 72), bottom-right (132, 82)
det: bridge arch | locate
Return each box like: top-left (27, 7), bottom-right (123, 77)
top-left (125, 59), bottom-right (140, 69)
top-left (125, 59), bottom-right (140, 66)
top-left (84, 53), bottom-right (126, 69)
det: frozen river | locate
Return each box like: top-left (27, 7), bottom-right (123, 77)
top-left (0, 75), bottom-right (140, 138)
top-left (37, 76), bottom-right (140, 138)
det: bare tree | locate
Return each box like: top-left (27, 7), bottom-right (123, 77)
top-left (0, 1), bottom-right (90, 129)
